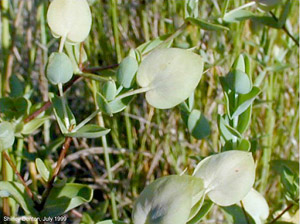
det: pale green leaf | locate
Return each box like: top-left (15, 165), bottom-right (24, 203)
top-left (0, 181), bottom-right (38, 216)
top-left (41, 183), bottom-right (93, 217)
top-left (22, 117), bottom-right (49, 135)
top-left (0, 122), bottom-right (15, 150)
top-left (239, 188), bottom-right (269, 224)
top-left (193, 150), bottom-right (255, 206)
top-left (132, 175), bottom-right (204, 224)
top-left (35, 158), bottom-right (50, 182)
top-left (47, 0), bottom-right (92, 43)
top-left (137, 48), bottom-right (204, 109)
top-left (117, 56), bottom-right (138, 88)
top-left (65, 124), bottom-right (110, 138)
top-left (47, 52), bottom-right (73, 85)
top-left (186, 17), bottom-right (229, 31)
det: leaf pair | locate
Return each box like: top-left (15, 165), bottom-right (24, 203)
top-left (51, 95), bottom-right (110, 138)
top-left (133, 151), bottom-right (256, 224)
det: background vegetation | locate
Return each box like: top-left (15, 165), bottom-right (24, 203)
top-left (0, 0), bottom-right (299, 223)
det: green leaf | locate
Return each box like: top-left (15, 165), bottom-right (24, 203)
top-left (251, 16), bottom-right (280, 29)
top-left (65, 124), bottom-right (110, 138)
top-left (41, 183), bottom-right (93, 217)
top-left (256, 0), bottom-right (281, 11)
top-left (278, 0), bottom-right (291, 28)
top-left (187, 200), bottom-right (213, 224)
top-left (223, 10), bottom-right (254, 23)
top-left (132, 175), bottom-right (204, 224)
top-left (117, 55), bottom-right (138, 88)
top-left (237, 106), bottom-right (252, 134)
top-left (222, 205), bottom-right (255, 224)
top-left (137, 48), bottom-right (204, 109)
top-left (186, 17), bottom-right (229, 31)
top-left (47, 0), bottom-right (92, 43)
top-left (239, 188), bottom-right (269, 224)
top-left (0, 181), bottom-right (38, 216)
top-left (136, 34), bottom-right (173, 55)
top-left (232, 55), bottom-right (245, 72)
top-left (232, 87), bottom-right (261, 118)
top-left (22, 116), bottom-right (49, 135)
top-left (218, 115), bottom-right (242, 141)
top-left (35, 158), bottom-right (50, 182)
top-left (46, 52), bottom-right (74, 85)
top-left (9, 74), bottom-right (24, 98)
top-left (193, 150), bottom-right (255, 206)
top-left (0, 97), bottom-right (29, 119)
top-left (0, 121), bottom-right (15, 150)
top-left (223, 70), bottom-right (252, 95)
top-left (185, 0), bottom-right (198, 19)
top-left (103, 80), bottom-right (117, 101)
top-left (51, 95), bottom-right (76, 133)
top-left (187, 109), bottom-right (210, 139)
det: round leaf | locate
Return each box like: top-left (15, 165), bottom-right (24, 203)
top-left (137, 48), bottom-right (204, 109)
top-left (0, 122), bottom-right (15, 150)
top-left (117, 56), bottom-right (139, 88)
top-left (193, 150), bottom-right (255, 206)
top-left (240, 188), bottom-right (269, 224)
top-left (47, 52), bottom-right (73, 85)
top-left (187, 109), bottom-right (210, 139)
top-left (133, 175), bottom-right (204, 224)
top-left (47, 0), bottom-right (92, 43)
top-left (103, 80), bottom-right (117, 101)
top-left (225, 70), bottom-right (251, 94)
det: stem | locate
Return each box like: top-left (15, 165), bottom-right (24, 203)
top-left (76, 72), bottom-right (110, 82)
top-left (59, 35), bottom-right (66, 53)
top-left (58, 83), bottom-right (70, 129)
top-left (38, 137), bottom-right (72, 211)
top-left (92, 81), bottom-right (118, 219)
top-left (72, 109), bottom-right (101, 132)
top-left (155, 23), bottom-right (187, 51)
top-left (269, 202), bottom-right (295, 223)
top-left (110, 0), bottom-right (121, 62)
top-left (269, 11), bottom-right (299, 47)
top-left (1, 151), bottom-right (10, 216)
top-left (114, 87), bottom-right (151, 102)
top-left (2, 151), bottom-right (34, 201)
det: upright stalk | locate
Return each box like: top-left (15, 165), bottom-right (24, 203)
top-left (1, 0), bottom-right (10, 97)
top-left (92, 81), bottom-right (118, 219)
top-left (110, 0), bottom-right (121, 62)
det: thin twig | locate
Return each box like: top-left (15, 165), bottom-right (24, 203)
top-left (269, 202), bottom-right (295, 223)
top-left (240, 200), bottom-right (251, 224)
top-left (24, 63), bottom-right (115, 123)
top-left (2, 151), bottom-right (34, 201)
top-left (269, 11), bottom-right (299, 47)
top-left (37, 137), bottom-right (72, 211)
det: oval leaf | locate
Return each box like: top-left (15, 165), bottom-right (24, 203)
top-left (239, 188), bottom-right (269, 224)
top-left (137, 48), bottom-right (204, 109)
top-left (133, 175), bottom-right (204, 224)
top-left (65, 124), bottom-right (110, 138)
top-left (117, 55), bottom-right (139, 88)
top-left (41, 183), bottom-right (93, 217)
top-left (193, 150), bottom-right (255, 206)
top-left (47, 0), bottom-right (92, 43)
top-left (0, 122), bottom-right (15, 150)
top-left (47, 52), bottom-right (74, 85)
top-left (35, 158), bottom-right (50, 182)
top-left (188, 109), bottom-right (210, 139)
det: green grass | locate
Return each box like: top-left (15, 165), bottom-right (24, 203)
top-left (0, 0), bottom-right (299, 223)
